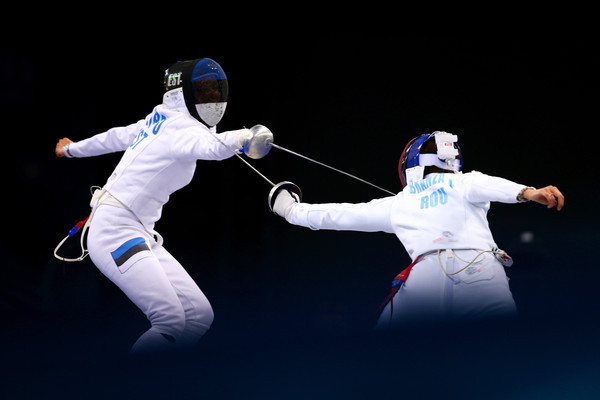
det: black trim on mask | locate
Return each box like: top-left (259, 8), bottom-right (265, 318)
top-left (164, 58), bottom-right (204, 123)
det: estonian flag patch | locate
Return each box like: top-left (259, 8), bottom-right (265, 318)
top-left (111, 237), bottom-right (150, 266)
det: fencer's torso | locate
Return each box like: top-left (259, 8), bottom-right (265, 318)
top-left (287, 172), bottom-right (526, 260)
top-left (68, 90), bottom-right (239, 231)
top-left (389, 172), bottom-right (523, 258)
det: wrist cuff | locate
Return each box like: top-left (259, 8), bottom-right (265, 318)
top-left (517, 186), bottom-right (535, 202)
top-left (63, 143), bottom-right (73, 158)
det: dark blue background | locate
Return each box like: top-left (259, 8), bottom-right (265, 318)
top-left (2, 33), bottom-right (596, 398)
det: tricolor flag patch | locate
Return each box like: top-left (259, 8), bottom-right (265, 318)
top-left (111, 237), bottom-right (149, 266)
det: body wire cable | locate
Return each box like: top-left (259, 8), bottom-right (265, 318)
top-left (209, 131), bottom-right (394, 195)
top-left (208, 131), bottom-right (276, 187)
top-left (54, 186), bottom-right (103, 262)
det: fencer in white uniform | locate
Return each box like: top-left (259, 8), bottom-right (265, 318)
top-left (271, 131), bottom-right (564, 328)
top-left (55, 58), bottom-right (272, 353)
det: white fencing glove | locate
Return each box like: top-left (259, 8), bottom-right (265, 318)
top-left (273, 189), bottom-right (299, 219)
top-left (234, 128), bottom-right (253, 152)
top-left (268, 181), bottom-right (302, 218)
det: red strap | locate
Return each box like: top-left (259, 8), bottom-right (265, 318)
top-left (374, 287), bottom-right (400, 316)
top-left (397, 260), bottom-right (416, 281)
top-left (75, 217), bottom-right (89, 229)
top-left (374, 256), bottom-right (421, 317)
top-left (68, 216), bottom-right (90, 237)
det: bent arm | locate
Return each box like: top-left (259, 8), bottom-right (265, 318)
top-left (171, 128), bottom-right (249, 161)
top-left (464, 172), bottom-right (564, 211)
top-left (464, 171), bottom-right (528, 204)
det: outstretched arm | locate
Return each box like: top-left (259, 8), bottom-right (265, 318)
top-left (521, 185), bottom-right (564, 211)
top-left (272, 188), bottom-right (396, 233)
top-left (54, 121), bottom-right (143, 159)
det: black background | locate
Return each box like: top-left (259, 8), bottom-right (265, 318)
top-left (1, 32), bottom-right (597, 398)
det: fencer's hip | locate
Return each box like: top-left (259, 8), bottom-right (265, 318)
top-left (86, 204), bottom-right (159, 276)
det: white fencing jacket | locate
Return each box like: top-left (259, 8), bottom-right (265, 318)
top-left (287, 172), bottom-right (527, 260)
top-left (68, 89), bottom-right (245, 231)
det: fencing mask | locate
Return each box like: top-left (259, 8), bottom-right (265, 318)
top-left (164, 58), bottom-right (228, 127)
top-left (398, 131), bottom-right (462, 187)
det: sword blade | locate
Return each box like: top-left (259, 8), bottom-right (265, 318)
top-left (269, 142), bottom-right (395, 196)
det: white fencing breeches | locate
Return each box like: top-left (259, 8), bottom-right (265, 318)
top-left (376, 249), bottom-right (518, 329)
top-left (87, 203), bottom-right (214, 354)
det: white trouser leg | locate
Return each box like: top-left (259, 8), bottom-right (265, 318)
top-left (450, 250), bottom-right (518, 320)
top-left (376, 256), bottom-right (447, 329)
top-left (152, 245), bottom-right (214, 349)
top-left (376, 250), bottom-right (517, 329)
top-left (87, 205), bottom-right (214, 354)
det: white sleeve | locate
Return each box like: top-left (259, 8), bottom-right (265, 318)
top-left (68, 120), bottom-right (143, 158)
top-left (286, 197), bottom-right (396, 233)
top-left (170, 128), bottom-right (243, 161)
top-left (463, 171), bottom-right (527, 204)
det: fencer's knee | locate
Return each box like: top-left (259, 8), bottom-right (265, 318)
top-left (151, 308), bottom-right (187, 339)
top-left (185, 293), bottom-right (215, 329)
top-left (197, 304), bottom-right (215, 328)
top-left (185, 304), bottom-right (214, 338)
top-left (154, 304), bottom-right (214, 342)
top-left (165, 308), bottom-right (213, 349)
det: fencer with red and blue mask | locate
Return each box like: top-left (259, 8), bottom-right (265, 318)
top-left (276, 131), bottom-right (525, 328)
top-left (399, 131), bottom-right (462, 188)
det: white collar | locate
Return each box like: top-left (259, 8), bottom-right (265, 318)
top-left (162, 88), bottom-right (189, 113)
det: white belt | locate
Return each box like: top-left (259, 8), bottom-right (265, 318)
top-left (422, 248), bottom-right (513, 278)
top-left (91, 189), bottom-right (125, 208)
top-left (91, 188), bottom-right (164, 247)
